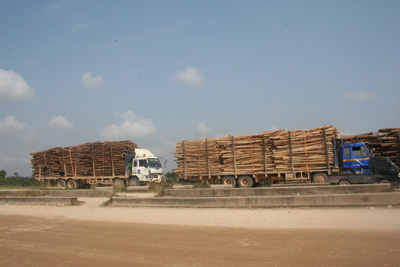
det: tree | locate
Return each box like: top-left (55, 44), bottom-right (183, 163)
top-left (0, 170), bottom-right (6, 178)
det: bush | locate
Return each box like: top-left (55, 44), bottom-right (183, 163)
top-left (113, 185), bottom-right (127, 194)
top-left (192, 182), bottom-right (210, 189)
top-left (165, 171), bottom-right (179, 184)
top-left (148, 182), bottom-right (173, 196)
top-left (0, 176), bottom-right (42, 188)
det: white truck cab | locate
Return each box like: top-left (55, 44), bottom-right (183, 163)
top-left (130, 149), bottom-right (166, 184)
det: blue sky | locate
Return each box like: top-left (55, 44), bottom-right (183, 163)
top-left (1, 0), bottom-right (399, 176)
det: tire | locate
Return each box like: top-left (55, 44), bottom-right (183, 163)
top-left (238, 176), bottom-right (254, 188)
top-left (66, 179), bottom-right (77, 189)
top-left (312, 173), bottom-right (328, 184)
top-left (338, 180), bottom-right (350, 185)
top-left (113, 178), bottom-right (125, 188)
top-left (56, 179), bottom-right (66, 188)
top-left (205, 179), bottom-right (214, 185)
top-left (221, 176), bottom-right (236, 187)
top-left (379, 179), bottom-right (391, 184)
top-left (128, 177), bottom-right (140, 187)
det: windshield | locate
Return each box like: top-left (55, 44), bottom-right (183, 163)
top-left (387, 158), bottom-right (399, 172)
top-left (147, 158), bottom-right (161, 168)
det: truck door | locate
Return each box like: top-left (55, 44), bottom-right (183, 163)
top-left (342, 144), bottom-right (371, 174)
top-left (137, 159), bottom-right (149, 177)
top-left (132, 159), bottom-right (149, 177)
top-left (372, 157), bottom-right (399, 182)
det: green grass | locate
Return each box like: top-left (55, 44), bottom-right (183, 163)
top-left (148, 182), bottom-right (173, 196)
top-left (191, 183), bottom-right (210, 189)
top-left (113, 185), bottom-right (128, 194)
top-left (90, 184), bottom-right (97, 190)
top-left (0, 177), bottom-right (44, 189)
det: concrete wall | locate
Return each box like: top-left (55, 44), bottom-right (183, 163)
top-left (0, 197), bottom-right (78, 206)
top-left (163, 184), bottom-right (393, 197)
top-left (111, 192), bottom-right (400, 208)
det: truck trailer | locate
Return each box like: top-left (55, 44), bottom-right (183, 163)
top-left (174, 126), bottom-right (400, 187)
top-left (31, 141), bottom-right (166, 188)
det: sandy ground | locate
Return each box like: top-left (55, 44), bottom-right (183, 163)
top-left (1, 196), bottom-right (400, 266)
top-left (1, 197), bottom-right (400, 230)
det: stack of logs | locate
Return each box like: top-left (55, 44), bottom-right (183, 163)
top-left (341, 128), bottom-right (400, 167)
top-left (175, 125), bottom-right (338, 177)
top-left (31, 141), bottom-right (136, 178)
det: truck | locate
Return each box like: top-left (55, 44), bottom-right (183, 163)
top-left (174, 126), bottom-right (400, 187)
top-left (328, 140), bottom-right (400, 185)
top-left (31, 141), bottom-right (166, 189)
top-left (328, 156), bottom-right (399, 185)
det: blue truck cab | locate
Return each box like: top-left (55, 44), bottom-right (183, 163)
top-left (341, 142), bottom-right (371, 174)
top-left (329, 139), bottom-right (400, 185)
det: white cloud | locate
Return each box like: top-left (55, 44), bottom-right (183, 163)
top-left (44, 0), bottom-right (78, 15)
top-left (195, 122), bottom-right (211, 135)
top-left (71, 23), bottom-right (92, 33)
top-left (0, 69), bottom-right (36, 103)
top-left (174, 67), bottom-right (204, 88)
top-left (342, 91), bottom-right (374, 101)
top-left (0, 153), bottom-right (28, 165)
top-left (47, 115), bottom-right (74, 129)
top-left (100, 110), bottom-right (156, 140)
top-left (0, 115), bottom-right (27, 136)
top-left (81, 72), bottom-right (104, 90)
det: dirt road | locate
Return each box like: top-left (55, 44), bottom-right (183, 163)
top-left (1, 215), bottom-right (400, 267)
top-left (1, 197), bottom-right (400, 266)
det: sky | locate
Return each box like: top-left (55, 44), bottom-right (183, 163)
top-left (1, 0), bottom-right (400, 177)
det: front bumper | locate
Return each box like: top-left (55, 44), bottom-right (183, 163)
top-left (148, 174), bottom-right (167, 183)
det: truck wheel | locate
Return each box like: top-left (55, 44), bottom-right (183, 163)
top-left (205, 179), bottom-right (214, 185)
top-left (221, 176), bottom-right (236, 187)
top-left (56, 179), bottom-right (66, 188)
top-left (238, 176), bottom-right (254, 188)
top-left (113, 178), bottom-right (125, 188)
top-left (66, 179), bottom-right (77, 189)
top-left (379, 179), bottom-right (391, 184)
top-left (312, 173), bottom-right (328, 184)
top-left (128, 177), bottom-right (140, 187)
top-left (338, 180), bottom-right (350, 185)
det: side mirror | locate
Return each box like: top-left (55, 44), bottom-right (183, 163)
top-left (159, 157), bottom-right (168, 168)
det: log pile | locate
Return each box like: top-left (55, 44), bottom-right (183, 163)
top-left (31, 141), bottom-right (136, 178)
top-left (175, 125), bottom-right (338, 177)
top-left (341, 128), bottom-right (400, 167)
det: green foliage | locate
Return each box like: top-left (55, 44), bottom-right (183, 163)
top-left (0, 176), bottom-right (42, 188)
top-left (113, 185), bottom-right (127, 193)
top-left (148, 182), bottom-right (173, 196)
top-left (0, 170), bottom-right (42, 188)
top-left (165, 170), bottom-right (178, 184)
top-left (192, 182), bottom-right (210, 189)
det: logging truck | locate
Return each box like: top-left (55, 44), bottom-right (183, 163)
top-left (31, 141), bottom-right (166, 189)
top-left (174, 126), bottom-right (400, 187)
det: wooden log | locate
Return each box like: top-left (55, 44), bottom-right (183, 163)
top-left (31, 141), bottom-right (136, 178)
